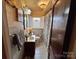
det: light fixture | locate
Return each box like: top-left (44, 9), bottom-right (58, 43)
top-left (23, 7), bottom-right (31, 14)
top-left (24, 8), bottom-right (32, 14)
top-left (39, 3), bottom-right (47, 9)
top-left (18, 8), bottom-right (31, 15)
top-left (20, 0), bottom-right (31, 14)
top-left (38, 0), bottom-right (50, 9)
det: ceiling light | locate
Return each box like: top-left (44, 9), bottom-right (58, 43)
top-left (38, 0), bottom-right (50, 9)
top-left (39, 3), bottom-right (46, 9)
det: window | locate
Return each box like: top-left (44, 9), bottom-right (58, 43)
top-left (33, 17), bottom-right (41, 28)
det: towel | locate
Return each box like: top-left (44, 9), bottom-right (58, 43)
top-left (12, 34), bottom-right (21, 51)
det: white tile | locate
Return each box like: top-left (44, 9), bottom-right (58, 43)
top-left (35, 43), bottom-right (48, 59)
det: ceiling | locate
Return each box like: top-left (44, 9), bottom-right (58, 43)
top-left (7, 0), bottom-right (71, 17)
top-left (7, 0), bottom-right (56, 17)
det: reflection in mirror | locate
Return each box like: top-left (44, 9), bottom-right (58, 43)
top-left (49, 0), bottom-right (71, 59)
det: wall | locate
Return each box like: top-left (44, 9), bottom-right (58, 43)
top-left (53, 15), bottom-right (68, 31)
top-left (43, 10), bottom-right (52, 48)
top-left (6, 2), bottom-right (17, 26)
top-left (29, 16), bottom-right (44, 29)
top-left (50, 1), bottom-right (71, 59)
top-left (5, 2), bottom-right (24, 59)
top-left (26, 16), bottom-right (44, 38)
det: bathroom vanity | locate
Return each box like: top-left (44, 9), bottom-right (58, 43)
top-left (23, 35), bottom-right (36, 59)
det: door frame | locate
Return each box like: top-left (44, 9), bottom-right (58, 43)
top-left (2, 0), bottom-right (11, 59)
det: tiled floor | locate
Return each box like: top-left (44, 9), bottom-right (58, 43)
top-left (49, 46), bottom-right (55, 59)
top-left (35, 43), bottom-right (48, 59)
top-left (25, 42), bottom-right (48, 59)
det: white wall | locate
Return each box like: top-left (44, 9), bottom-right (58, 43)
top-left (27, 16), bottom-right (44, 29)
top-left (43, 10), bottom-right (52, 48)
